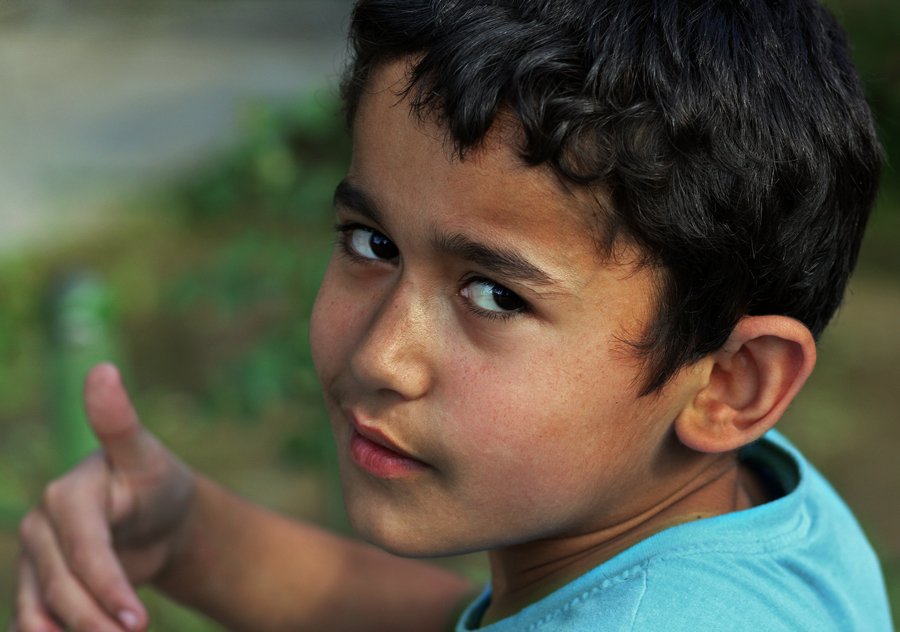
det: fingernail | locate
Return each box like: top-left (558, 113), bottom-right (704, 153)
top-left (118, 609), bottom-right (141, 631)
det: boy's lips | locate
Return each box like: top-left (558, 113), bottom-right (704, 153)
top-left (346, 411), bottom-right (429, 478)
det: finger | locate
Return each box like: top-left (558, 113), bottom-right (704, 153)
top-left (14, 555), bottom-right (65, 632)
top-left (83, 364), bottom-right (161, 473)
top-left (40, 459), bottom-right (148, 629)
top-left (20, 511), bottom-right (140, 632)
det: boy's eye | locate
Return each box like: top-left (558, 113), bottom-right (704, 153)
top-left (461, 278), bottom-right (526, 316)
top-left (345, 225), bottom-right (399, 261)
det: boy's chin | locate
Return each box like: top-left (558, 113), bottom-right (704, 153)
top-left (346, 506), bottom-right (481, 559)
top-left (350, 515), bottom-right (452, 558)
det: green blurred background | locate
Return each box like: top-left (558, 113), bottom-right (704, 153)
top-left (0, 1), bottom-right (897, 629)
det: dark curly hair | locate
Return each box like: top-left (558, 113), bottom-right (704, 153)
top-left (340, 0), bottom-right (882, 393)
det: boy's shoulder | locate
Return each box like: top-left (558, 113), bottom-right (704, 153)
top-left (457, 433), bottom-right (892, 632)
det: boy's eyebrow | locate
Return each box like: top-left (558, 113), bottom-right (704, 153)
top-left (432, 232), bottom-right (556, 286)
top-left (333, 179), bottom-right (386, 226)
top-left (333, 179), bottom-right (556, 287)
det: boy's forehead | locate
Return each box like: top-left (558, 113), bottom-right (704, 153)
top-left (350, 60), bottom-right (630, 264)
top-left (355, 61), bottom-right (526, 176)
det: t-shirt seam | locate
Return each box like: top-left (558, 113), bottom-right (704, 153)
top-left (520, 511), bottom-right (809, 631)
top-left (627, 567), bottom-right (649, 631)
top-left (524, 564), bottom-right (646, 631)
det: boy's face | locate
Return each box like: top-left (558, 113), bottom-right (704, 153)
top-left (310, 61), bottom-right (703, 556)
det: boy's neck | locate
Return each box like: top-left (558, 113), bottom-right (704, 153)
top-left (483, 452), bottom-right (766, 625)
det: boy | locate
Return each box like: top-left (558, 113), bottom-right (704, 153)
top-left (13, 0), bottom-right (893, 630)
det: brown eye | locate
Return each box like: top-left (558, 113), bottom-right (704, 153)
top-left (461, 278), bottom-right (526, 316)
top-left (349, 227), bottom-right (399, 260)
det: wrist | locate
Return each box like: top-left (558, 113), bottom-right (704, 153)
top-left (150, 470), bottom-right (207, 596)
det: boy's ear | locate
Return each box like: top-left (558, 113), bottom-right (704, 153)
top-left (675, 316), bottom-right (816, 453)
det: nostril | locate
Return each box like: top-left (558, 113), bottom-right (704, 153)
top-left (349, 301), bottom-right (433, 400)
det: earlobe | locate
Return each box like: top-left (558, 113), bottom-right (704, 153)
top-left (675, 316), bottom-right (817, 454)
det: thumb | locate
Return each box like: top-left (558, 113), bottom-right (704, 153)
top-left (83, 362), bottom-right (159, 473)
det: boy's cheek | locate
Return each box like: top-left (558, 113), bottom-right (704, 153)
top-left (309, 268), bottom-right (353, 375)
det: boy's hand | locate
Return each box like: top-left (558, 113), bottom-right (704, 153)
top-left (13, 363), bottom-right (195, 632)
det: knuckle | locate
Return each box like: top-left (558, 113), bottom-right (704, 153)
top-left (41, 478), bottom-right (68, 512)
top-left (18, 510), bottom-right (42, 547)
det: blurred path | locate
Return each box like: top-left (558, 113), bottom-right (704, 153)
top-left (0, 0), bottom-right (353, 254)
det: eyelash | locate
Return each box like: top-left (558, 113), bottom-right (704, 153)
top-left (334, 221), bottom-right (396, 264)
top-left (460, 276), bottom-right (528, 321)
top-left (332, 221), bottom-right (529, 321)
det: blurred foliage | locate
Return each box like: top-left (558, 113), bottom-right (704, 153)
top-left (826, 0), bottom-right (900, 197)
top-left (161, 95), bottom-right (347, 424)
top-left (0, 93), bottom-right (352, 629)
top-left (0, 91), bottom-right (348, 453)
top-left (824, 0), bottom-right (900, 282)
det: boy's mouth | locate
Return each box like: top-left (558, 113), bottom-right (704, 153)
top-left (347, 413), bottom-right (430, 478)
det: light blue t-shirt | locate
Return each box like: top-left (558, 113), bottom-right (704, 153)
top-left (456, 432), bottom-right (892, 631)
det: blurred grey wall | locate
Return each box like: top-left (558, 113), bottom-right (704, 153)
top-left (0, 0), bottom-right (354, 253)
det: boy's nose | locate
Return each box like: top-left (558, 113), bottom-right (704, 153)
top-left (349, 281), bottom-right (434, 401)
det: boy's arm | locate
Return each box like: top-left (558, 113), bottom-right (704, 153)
top-left (157, 474), bottom-right (474, 632)
top-left (13, 364), bottom-right (474, 632)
